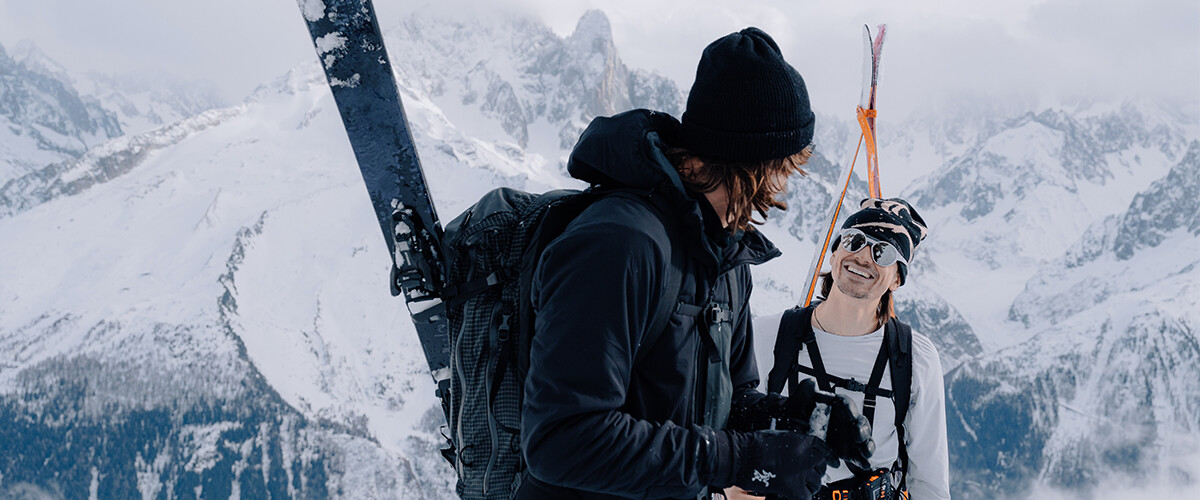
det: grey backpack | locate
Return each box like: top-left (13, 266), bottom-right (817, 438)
top-left (440, 187), bottom-right (684, 499)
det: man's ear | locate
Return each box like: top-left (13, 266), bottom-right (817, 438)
top-left (889, 272), bottom-right (902, 292)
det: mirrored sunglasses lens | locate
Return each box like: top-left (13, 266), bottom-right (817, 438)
top-left (872, 243), bottom-right (899, 267)
top-left (842, 232), bottom-right (867, 252)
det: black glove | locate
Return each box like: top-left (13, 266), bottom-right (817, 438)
top-left (788, 378), bottom-right (874, 471)
top-left (825, 393), bottom-right (874, 472)
top-left (731, 430), bottom-right (829, 500)
top-left (783, 379), bottom-right (819, 433)
top-left (728, 392), bottom-right (806, 432)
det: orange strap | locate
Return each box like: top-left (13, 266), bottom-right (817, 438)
top-left (803, 132), bottom-right (863, 307)
top-left (856, 106), bottom-right (882, 198)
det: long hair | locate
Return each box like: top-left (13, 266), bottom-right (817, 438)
top-left (818, 271), bottom-right (894, 328)
top-left (665, 146), bottom-right (812, 231)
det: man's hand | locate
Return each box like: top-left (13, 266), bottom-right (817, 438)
top-left (730, 430), bottom-right (828, 500)
top-left (825, 393), bottom-right (874, 471)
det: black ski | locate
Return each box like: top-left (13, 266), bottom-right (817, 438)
top-left (296, 0), bottom-right (451, 406)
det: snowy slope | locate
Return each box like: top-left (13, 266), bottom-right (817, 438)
top-left (0, 61), bottom-right (464, 498)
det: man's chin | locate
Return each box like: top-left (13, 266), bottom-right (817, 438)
top-left (834, 282), bottom-right (871, 300)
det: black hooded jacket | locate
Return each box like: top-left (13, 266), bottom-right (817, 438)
top-left (520, 110), bottom-right (781, 499)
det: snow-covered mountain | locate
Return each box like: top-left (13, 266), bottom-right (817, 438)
top-left (945, 143), bottom-right (1200, 499)
top-left (0, 7), bottom-right (1196, 500)
top-left (8, 40), bottom-right (226, 138)
top-left (385, 9), bottom-right (682, 163)
top-left (0, 43), bottom-right (122, 185)
top-left (73, 70), bottom-right (226, 138)
top-left (0, 40), bottom-right (226, 192)
top-left (897, 100), bottom-right (1195, 352)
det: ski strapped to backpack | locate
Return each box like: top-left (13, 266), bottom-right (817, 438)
top-left (296, 0), bottom-right (454, 423)
top-left (770, 305), bottom-right (912, 500)
top-left (440, 186), bottom-right (689, 499)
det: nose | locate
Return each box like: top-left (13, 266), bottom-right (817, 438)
top-left (845, 245), bottom-right (876, 267)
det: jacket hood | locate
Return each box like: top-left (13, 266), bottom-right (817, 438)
top-left (566, 109), bottom-right (780, 269)
top-left (567, 109), bottom-right (684, 191)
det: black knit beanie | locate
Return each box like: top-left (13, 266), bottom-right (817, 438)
top-left (680, 27), bottom-right (815, 163)
top-left (837, 198), bottom-right (929, 286)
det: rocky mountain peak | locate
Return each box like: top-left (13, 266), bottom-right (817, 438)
top-left (568, 10), bottom-right (615, 54)
top-left (0, 41), bottom-right (123, 183)
top-left (1112, 140), bottom-right (1200, 260)
top-left (382, 10), bottom-right (680, 154)
top-left (10, 40), bottom-right (73, 85)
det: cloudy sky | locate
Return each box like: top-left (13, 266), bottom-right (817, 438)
top-left (1, 0), bottom-right (1196, 117)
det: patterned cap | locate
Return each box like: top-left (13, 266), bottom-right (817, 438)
top-left (838, 198), bottom-right (928, 285)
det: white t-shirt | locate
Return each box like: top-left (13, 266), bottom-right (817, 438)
top-left (754, 312), bottom-right (951, 500)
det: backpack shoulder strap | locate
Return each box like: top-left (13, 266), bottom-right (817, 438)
top-left (887, 318), bottom-right (914, 484)
top-left (635, 238), bottom-right (685, 365)
top-left (766, 307), bottom-right (805, 394)
top-left (774, 305), bottom-right (818, 397)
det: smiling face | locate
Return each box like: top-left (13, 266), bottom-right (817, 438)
top-left (829, 242), bottom-right (902, 302)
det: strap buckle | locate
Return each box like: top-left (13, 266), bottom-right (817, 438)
top-left (844, 378), bottom-right (867, 392)
top-left (705, 303), bottom-right (731, 324)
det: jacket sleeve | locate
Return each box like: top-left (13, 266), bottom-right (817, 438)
top-left (521, 219), bottom-right (733, 498)
top-left (905, 333), bottom-right (952, 500)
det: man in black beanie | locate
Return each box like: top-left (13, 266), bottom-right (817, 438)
top-left (518, 28), bottom-right (873, 500)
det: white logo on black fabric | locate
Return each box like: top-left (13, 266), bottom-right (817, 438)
top-left (752, 470), bottom-right (776, 487)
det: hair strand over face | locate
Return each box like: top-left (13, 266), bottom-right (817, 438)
top-left (667, 146), bottom-right (812, 232)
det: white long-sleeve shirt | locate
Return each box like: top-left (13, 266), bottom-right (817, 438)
top-left (753, 312), bottom-right (951, 500)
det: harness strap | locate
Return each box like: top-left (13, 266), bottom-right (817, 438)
top-left (862, 333), bottom-right (891, 425)
top-left (791, 364), bottom-right (894, 399)
top-left (801, 315), bottom-right (833, 393)
top-left (887, 318), bottom-right (912, 494)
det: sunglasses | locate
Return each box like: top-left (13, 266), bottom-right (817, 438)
top-left (836, 228), bottom-right (908, 267)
